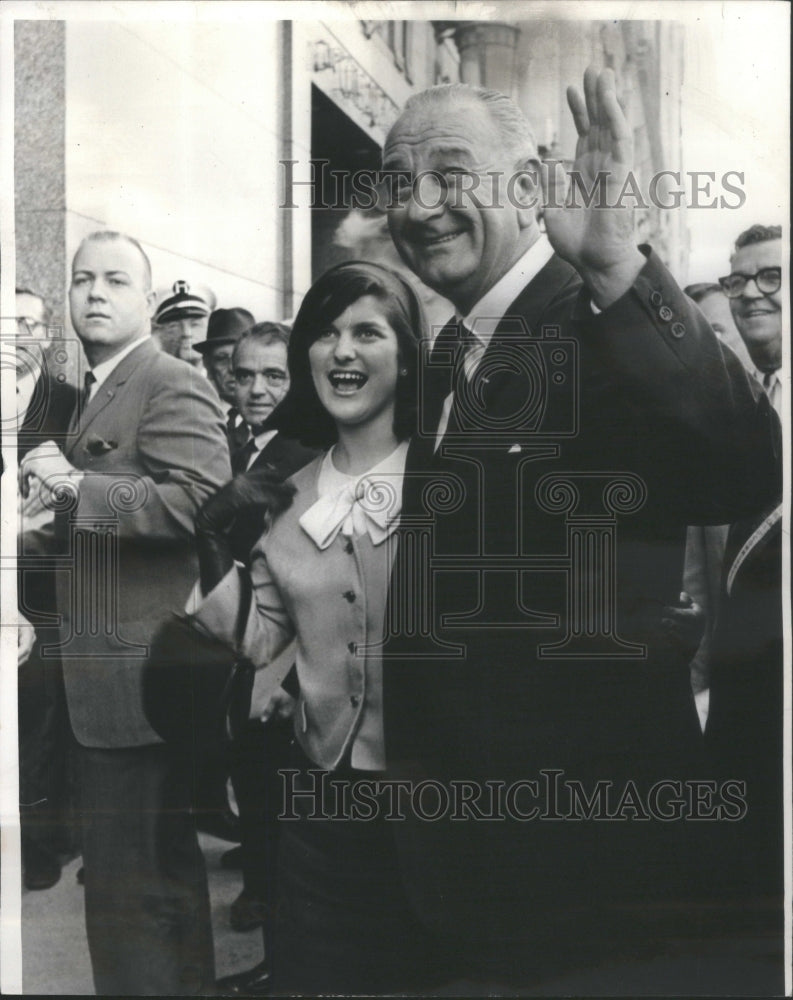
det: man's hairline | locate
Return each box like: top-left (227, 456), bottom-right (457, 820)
top-left (72, 232), bottom-right (153, 291)
top-left (730, 235), bottom-right (782, 267)
top-left (385, 91), bottom-right (537, 168)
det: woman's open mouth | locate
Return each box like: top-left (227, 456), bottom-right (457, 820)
top-left (328, 370), bottom-right (368, 394)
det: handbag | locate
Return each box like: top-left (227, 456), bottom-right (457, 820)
top-left (142, 572), bottom-right (255, 750)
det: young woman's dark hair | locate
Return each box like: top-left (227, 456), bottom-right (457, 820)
top-left (267, 261), bottom-right (424, 448)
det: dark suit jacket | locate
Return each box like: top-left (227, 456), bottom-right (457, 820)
top-left (228, 431), bottom-right (318, 564)
top-left (42, 338), bottom-right (231, 748)
top-left (18, 376), bottom-right (80, 624)
top-left (18, 374), bottom-right (79, 458)
top-left (383, 248), bottom-right (781, 961)
top-left (704, 499), bottom-right (783, 901)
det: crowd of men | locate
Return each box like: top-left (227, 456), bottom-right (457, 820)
top-left (10, 69), bottom-right (785, 997)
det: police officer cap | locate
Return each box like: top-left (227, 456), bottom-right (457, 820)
top-left (154, 280), bottom-right (217, 325)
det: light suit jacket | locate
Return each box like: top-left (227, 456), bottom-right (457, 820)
top-left (52, 337), bottom-right (230, 747)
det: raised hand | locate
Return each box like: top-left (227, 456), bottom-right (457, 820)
top-left (543, 66), bottom-right (645, 307)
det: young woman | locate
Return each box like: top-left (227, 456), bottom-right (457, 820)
top-left (193, 261), bottom-right (434, 994)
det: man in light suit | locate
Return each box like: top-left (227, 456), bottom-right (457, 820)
top-left (21, 230), bottom-right (230, 995)
top-left (380, 72), bottom-right (781, 989)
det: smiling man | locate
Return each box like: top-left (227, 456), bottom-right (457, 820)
top-left (720, 224), bottom-right (783, 414)
top-left (19, 230), bottom-right (230, 995)
top-left (379, 74), bottom-right (782, 990)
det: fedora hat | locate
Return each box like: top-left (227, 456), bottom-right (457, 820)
top-left (194, 307), bottom-right (255, 354)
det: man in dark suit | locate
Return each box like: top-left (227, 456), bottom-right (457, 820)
top-left (20, 230), bottom-right (230, 995)
top-left (379, 72), bottom-right (781, 988)
top-left (702, 226), bottom-right (783, 974)
top-left (15, 288), bottom-right (78, 891)
top-left (195, 307), bottom-right (255, 451)
top-left (217, 321), bottom-right (316, 996)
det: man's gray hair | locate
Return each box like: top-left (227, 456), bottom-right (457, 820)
top-left (74, 230), bottom-right (153, 290)
top-left (390, 84), bottom-right (539, 165)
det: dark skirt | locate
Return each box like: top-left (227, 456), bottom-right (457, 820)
top-left (269, 742), bottom-right (437, 995)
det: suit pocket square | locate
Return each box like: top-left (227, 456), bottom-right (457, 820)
top-left (508, 444), bottom-right (522, 454)
top-left (86, 434), bottom-right (118, 455)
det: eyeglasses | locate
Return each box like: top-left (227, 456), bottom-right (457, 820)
top-left (16, 317), bottom-right (49, 337)
top-left (234, 368), bottom-right (288, 388)
top-left (718, 266), bottom-right (781, 298)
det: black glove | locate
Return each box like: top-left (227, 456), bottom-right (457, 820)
top-left (195, 470), bottom-right (296, 595)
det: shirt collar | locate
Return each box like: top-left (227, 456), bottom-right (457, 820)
top-left (462, 233), bottom-right (554, 349)
top-left (16, 369), bottom-right (38, 417)
top-left (251, 427), bottom-right (279, 452)
top-left (89, 334), bottom-right (150, 392)
top-left (300, 441), bottom-right (409, 550)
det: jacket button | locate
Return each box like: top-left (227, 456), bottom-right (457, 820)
top-left (350, 695), bottom-right (360, 707)
top-left (658, 305), bottom-right (673, 322)
top-left (343, 590), bottom-right (356, 602)
top-left (671, 322), bottom-right (686, 339)
top-left (650, 290), bottom-right (663, 307)
top-left (347, 641), bottom-right (356, 654)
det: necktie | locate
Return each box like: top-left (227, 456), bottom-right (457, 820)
top-left (68, 370), bottom-right (96, 434)
top-left (232, 436), bottom-right (258, 475)
top-left (226, 408), bottom-right (248, 451)
top-left (82, 370), bottom-right (97, 407)
top-left (762, 372), bottom-right (781, 416)
top-left (446, 324), bottom-right (482, 436)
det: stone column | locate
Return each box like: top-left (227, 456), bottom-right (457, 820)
top-left (441, 21), bottom-right (521, 98)
top-left (15, 21), bottom-right (67, 332)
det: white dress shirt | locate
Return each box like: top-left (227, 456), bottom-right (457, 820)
top-left (435, 234), bottom-right (555, 447)
top-left (16, 369), bottom-right (38, 423)
top-left (86, 334), bottom-right (151, 401)
top-left (241, 428), bottom-right (279, 470)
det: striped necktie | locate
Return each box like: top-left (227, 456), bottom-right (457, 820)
top-left (446, 324), bottom-right (485, 436)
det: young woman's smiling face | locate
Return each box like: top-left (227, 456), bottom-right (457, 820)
top-left (309, 294), bottom-right (401, 432)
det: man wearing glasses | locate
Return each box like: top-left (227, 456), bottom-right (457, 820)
top-left (719, 224), bottom-right (783, 415)
top-left (706, 224), bottom-right (784, 940)
top-left (15, 287), bottom-right (78, 893)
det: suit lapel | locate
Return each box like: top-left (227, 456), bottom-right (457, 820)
top-left (253, 432), bottom-right (292, 472)
top-left (472, 253), bottom-right (579, 417)
top-left (66, 339), bottom-right (155, 456)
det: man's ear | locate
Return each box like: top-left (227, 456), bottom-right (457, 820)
top-left (145, 289), bottom-right (158, 317)
top-left (513, 157), bottom-right (541, 230)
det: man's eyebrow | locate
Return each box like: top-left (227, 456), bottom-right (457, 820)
top-left (71, 268), bottom-right (132, 278)
top-left (384, 143), bottom-right (473, 163)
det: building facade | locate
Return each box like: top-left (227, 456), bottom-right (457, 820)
top-left (12, 13), bottom-right (687, 372)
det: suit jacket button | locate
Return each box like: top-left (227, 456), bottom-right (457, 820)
top-left (350, 694), bottom-right (360, 707)
top-left (650, 290), bottom-right (663, 307)
top-left (671, 322), bottom-right (686, 339)
top-left (347, 641), bottom-right (356, 654)
top-left (343, 590), bottom-right (356, 602)
top-left (658, 305), bottom-right (673, 322)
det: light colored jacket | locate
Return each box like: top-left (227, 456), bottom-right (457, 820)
top-left (196, 455), bottom-right (397, 770)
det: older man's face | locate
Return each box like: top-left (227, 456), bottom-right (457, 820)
top-left (384, 98), bottom-right (536, 314)
top-left (15, 291), bottom-right (49, 378)
top-left (728, 238), bottom-right (782, 372)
